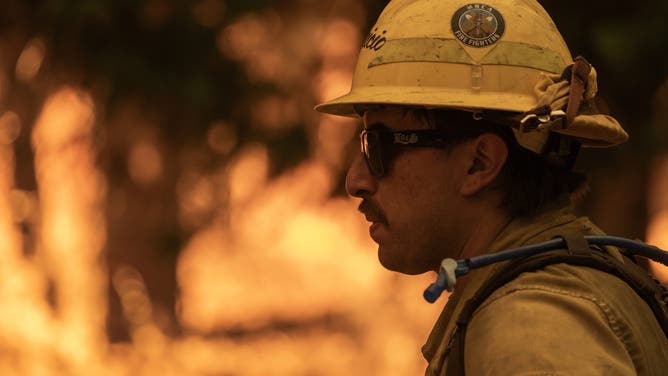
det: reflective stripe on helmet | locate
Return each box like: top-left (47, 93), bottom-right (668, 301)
top-left (369, 39), bottom-right (566, 74)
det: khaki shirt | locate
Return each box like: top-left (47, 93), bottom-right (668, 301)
top-left (422, 204), bottom-right (668, 375)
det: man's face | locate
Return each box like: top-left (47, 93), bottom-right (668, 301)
top-left (346, 108), bottom-right (471, 275)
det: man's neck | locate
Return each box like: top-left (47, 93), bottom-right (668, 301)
top-left (445, 208), bottom-right (511, 290)
top-left (458, 206), bottom-right (512, 261)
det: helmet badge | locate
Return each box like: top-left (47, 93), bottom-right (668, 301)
top-left (451, 4), bottom-right (505, 48)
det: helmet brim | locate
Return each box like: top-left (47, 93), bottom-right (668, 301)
top-left (315, 86), bottom-right (536, 117)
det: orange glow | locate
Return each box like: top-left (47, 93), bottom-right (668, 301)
top-left (32, 87), bottom-right (108, 371)
top-left (250, 95), bottom-right (299, 131)
top-left (8, 85), bottom-right (661, 373)
top-left (217, 12), bottom-right (284, 82)
top-left (192, 0), bottom-right (225, 28)
top-left (177, 160), bottom-right (444, 374)
top-left (0, 8), bottom-right (447, 369)
top-left (217, 13), bottom-right (269, 61)
top-left (318, 19), bottom-right (361, 61)
top-left (316, 114), bottom-right (358, 170)
top-left (128, 141), bottom-right (163, 185)
top-left (314, 69), bottom-right (355, 105)
top-left (9, 189), bottom-right (38, 223)
top-left (178, 162), bottom-right (380, 330)
top-left (2, 85), bottom-right (444, 374)
top-left (645, 153), bottom-right (668, 286)
top-left (206, 121), bottom-right (237, 155)
top-left (227, 144), bottom-right (269, 206)
top-left (0, 111), bottom-right (21, 144)
top-left (16, 38), bottom-right (45, 82)
top-left (645, 210), bottom-right (668, 285)
top-left (217, 10), bottom-right (357, 89)
top-left (176, 172), bottom-right (216, 229)
top-left (314, 19), bottom-right (360, 107)
top-left (112, 266), bottom-right (154, 327)
top-left (0, 4), bottom-right (661, 374)
top-left (0, 100), bottom-right (44, 362)
top-left (312, 19), bottom-right (360, 171)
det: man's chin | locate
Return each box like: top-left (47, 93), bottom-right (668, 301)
top-left (378, 248), bottom-right (434, 275)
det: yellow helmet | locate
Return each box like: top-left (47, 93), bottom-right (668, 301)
top-left (315, 0), bottom-right (628, 152)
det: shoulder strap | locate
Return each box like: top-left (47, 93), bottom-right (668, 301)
top-left (446, 235), bottom-right (668, 375)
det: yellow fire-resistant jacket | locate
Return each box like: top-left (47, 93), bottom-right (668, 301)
top-left (422, 203), bottom-right (668, 375)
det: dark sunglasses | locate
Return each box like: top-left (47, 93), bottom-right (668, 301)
top-left (360, 128), bottom-right (456, 177)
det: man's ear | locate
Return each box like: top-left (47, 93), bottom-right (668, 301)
top-left (459, 133), bottom-right (508, 196)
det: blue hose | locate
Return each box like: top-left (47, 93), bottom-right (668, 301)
top-left (469, 236), bottom-right (668, 269)
top-left (423, 236), bottom-right (668, 303)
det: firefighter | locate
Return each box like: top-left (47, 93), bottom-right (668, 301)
top-left (315, 0), bottom-right (668, 374)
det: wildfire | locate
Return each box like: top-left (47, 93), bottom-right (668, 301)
top-left (4, 87), bottom-right (668, 375)
top-left (3, 4), bottom-right (663, 375)
top-left (0, 86), bottom-right (444, 375)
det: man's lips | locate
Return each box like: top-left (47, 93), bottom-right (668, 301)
top-left (369, 222), bottom-right (383, 230)
top-left (364, 213), bottom-right (383, 224)
top-left (358, 199), bottom-right (387, 226)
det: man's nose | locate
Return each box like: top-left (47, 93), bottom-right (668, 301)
top-left (345, 153), bottom-right (377, 198)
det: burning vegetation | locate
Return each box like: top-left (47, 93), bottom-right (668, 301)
top-left (0, 0), bottom-right (666, 374)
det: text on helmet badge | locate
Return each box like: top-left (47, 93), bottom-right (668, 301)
top-left (451, 4), bottom-right (505, 48)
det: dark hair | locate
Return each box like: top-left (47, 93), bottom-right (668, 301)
top-left (412, 109), bottom-right (588, 218)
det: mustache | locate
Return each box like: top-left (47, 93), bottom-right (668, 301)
top-left (358, 199), bottom-right (388, 224)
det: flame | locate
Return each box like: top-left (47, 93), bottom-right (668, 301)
top-left (32, 88), bottom-right (108, 371)
top-left (0, 85), bottom-right (444, 374)
top-left (16, 38), bottom-right (46, 82)
top-left (0, 111), bottom-right (21, 145)
top-left (0, 102), bottom-right (49, 368)
top-left (22, 76), bottom-right (668, 374)
top-left (0, 6), bottom-right (662, 373)
top-left (0, 6), bottom-right (447, 373)
top-left (175, 149), bottom-right (444, 374)
top-left (16, 86), bottom-right (668, 374)
top-left (12, 10), bottom-right (667, 373)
